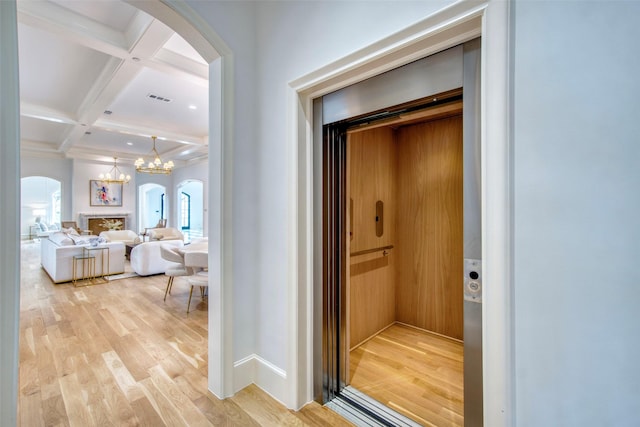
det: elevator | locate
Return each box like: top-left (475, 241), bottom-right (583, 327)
top-left (314, 40), bottom-right (482, 426)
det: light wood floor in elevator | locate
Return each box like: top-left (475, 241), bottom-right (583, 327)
top-left (349, 323), bottom-right (463, 426)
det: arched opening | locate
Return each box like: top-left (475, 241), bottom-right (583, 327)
top-left (177, 179), bottom-right (204, 240)
top-left (130, 2), bottom-right (234, 399)
top-left (138, 183), bottom-right (167, 231)
top-left (20, 176), bottom-right (61, 240)
top-left (1, 3), bottom-right (234, 423)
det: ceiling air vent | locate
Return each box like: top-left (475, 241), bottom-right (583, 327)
top-left (146, 93), bottom-right (173, 103)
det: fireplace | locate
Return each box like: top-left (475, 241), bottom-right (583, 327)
top-left (87, 217), bottom-right (126, 236)
top-left (78, 212), bottom-right (131, 235)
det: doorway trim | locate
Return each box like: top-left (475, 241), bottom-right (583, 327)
top-left (287, 1), bottom-right (514, 425)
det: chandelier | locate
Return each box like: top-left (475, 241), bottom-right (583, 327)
top-left (98, 157), bottom-right (131, 184)
top-left (134, 135), bottom-right (174, 175)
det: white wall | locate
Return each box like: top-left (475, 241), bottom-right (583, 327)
top-left (513, 1), bottom-right (640, 425)
top-left (71, 159), bottom-right (137, 228)
top-left (253, 0), bottom-right (455, 370)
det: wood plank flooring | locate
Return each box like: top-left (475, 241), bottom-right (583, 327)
top-left (349, 323), bottom-right (463, 426)
top-left (18, 240), bottom-right (352, 427)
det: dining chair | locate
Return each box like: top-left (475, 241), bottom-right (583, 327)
top-left (184, 250), bottom-right (208, 313)
top-left (159, 244), bottom-right (194, 301)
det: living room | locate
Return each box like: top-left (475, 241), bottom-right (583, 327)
top-left (18, 0), bottom-right (210, 277)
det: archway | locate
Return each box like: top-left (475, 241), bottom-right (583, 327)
top-left (177, 179), bottom-right (204, 240)
top-left (20, 176), bottom-right (61, 240)
top-left (1, 3), bottom-right (234, 424)
top-left (138, 183), bottom-right (167, 231)
top-left (128, 2), bottom-right (234, 397)
top-left (130, 1), bottom-right (234, 399)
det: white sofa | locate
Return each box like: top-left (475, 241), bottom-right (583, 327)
top-left (99, 229), bottom-right (139, 244)
top-left (41, 232), bottom-right (125, 283)
top-left (147, 227), bottom-right (184, 241)
top-left (35, 222), bottom-right (60, 238)
top-left (130, 240), bottom-right (184, 276)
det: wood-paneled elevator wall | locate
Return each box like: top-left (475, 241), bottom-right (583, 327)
top-left (348, 113), bottom-right (463, 348)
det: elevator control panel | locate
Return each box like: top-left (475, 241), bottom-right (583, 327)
top-left (464, 258), bottom-right (482, 303)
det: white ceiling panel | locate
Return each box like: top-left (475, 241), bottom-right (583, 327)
top-left (49, 0), bottom-right (138, 33)
top-left (106, 67), bottom-right (209, 137)
top-left (17, 0), bottom-right (211, 164)
top-left (163, 33), bottom-right (207, 65)
top-left (20, 116), bottom-right (71, 146)
top-left (18, 23), bottom-right (112, 115)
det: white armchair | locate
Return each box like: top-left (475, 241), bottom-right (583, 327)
top-left (130, 240), bottom-right (184, 276)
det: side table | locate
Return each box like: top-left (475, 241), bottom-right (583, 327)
top-left (72, 254), bottom-right (96, 287)
top-left (125, 243), bottom-right (141, 260)
top-left (83, 245), bottom-right (110, 282)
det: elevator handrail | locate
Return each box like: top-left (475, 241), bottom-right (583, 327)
top-left (350, 245), bottom-right (393, 257)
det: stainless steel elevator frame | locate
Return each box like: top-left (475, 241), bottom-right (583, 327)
top-left (314, 39), bottom-right (482, 426)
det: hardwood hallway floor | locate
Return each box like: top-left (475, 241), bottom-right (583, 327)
top-left (18, 240), bottom-right (351, 426)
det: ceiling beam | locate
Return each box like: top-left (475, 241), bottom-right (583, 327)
top-left (18, 1), bottom-right (130, 57)
top-left (55, 17), bottom-right (185, 154)
top-left (17, 0), bottom-right (209, 164)
top-left (17, 3), bottom-right (206, 82)
top-left (91, 119), bottom-right (206, 147)
top-left (20, 102), bottom-right (78, 126)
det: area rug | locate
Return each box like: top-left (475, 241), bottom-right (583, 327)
top-left (105, 260), bottom-right (138, 281)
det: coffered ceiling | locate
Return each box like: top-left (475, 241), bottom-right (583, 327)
top-left (17, 0), bottom-right (213, 168)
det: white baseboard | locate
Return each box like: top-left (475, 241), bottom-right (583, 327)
top-left (233, 354), bottom-right (287, 405)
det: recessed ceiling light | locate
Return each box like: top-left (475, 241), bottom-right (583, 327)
top-left (188, 105), bottom-right (197, 110)
top-left (126, 141), bottom-right (133, 146)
